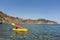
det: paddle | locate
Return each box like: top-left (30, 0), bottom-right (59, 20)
top-left (11, 23), bottom-right (16, 26)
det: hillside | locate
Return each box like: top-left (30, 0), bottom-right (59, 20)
top-left (0, 11), bottom-right (57, 24)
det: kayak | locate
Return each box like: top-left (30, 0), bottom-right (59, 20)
top-left (12, 28), bottom-right (28, 34)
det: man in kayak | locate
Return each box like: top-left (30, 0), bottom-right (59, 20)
top-left (11, 23), bottom-right (21, 36)
top-left (15, 24), bottom-right (20, 36)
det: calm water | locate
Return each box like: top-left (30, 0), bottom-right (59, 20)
top-left (0, 24), bottom-right (60, 40)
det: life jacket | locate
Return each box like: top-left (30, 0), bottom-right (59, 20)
top-left (16, 25), bottom-right (20, 29)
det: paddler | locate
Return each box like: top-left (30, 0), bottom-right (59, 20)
top-left (15, 24), bottom-right (21, 36)
top-left (11, 23), bottom-right (21, 36)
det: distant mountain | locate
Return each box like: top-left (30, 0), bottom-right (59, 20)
top-left (0, 11), bottom-right (57, 24)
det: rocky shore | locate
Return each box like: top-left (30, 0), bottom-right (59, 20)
top-left (0, 11), bottom-right (57, 24)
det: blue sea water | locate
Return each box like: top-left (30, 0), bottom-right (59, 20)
top-left (0, 24), bottom-right (60, 40)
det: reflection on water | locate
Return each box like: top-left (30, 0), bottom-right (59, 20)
top-left (0, 24), bottom-right (60, 40)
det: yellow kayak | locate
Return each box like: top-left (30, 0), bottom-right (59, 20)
top-left (12, 28), bottom-right (28, 34)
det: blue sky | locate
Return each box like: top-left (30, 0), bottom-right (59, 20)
top-left (0, 0), bottom-right (60, 23)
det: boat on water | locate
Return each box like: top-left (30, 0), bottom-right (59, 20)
top-left (12, 28), bottom-right (28, 34)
